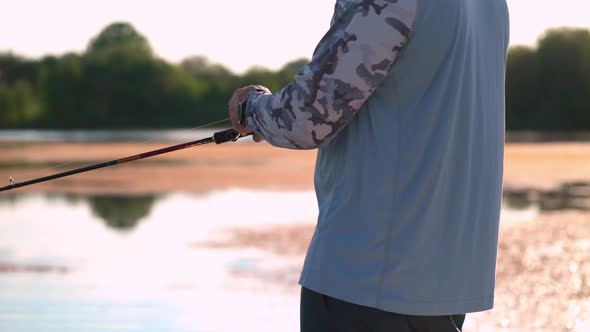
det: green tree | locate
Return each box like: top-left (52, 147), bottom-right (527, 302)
top-left (79, 22), bottom-right (164, 127)
top-left (180, 56), bottom-right (236, 122)
top-left (36, 53), bottom-right (84, 128)
top-left (240, 66), bottom-right (283, 92)
top-left (239, 58), bottom-right (308, 93)
top-left (535, 28), bottom-right (590, 130)
top-left (505, 46), bottom-right (539, 130)
top-left (276, 58), bottom-right (308, 87)
top-left (36, 22), bottom-right (212, 128)
top-left (181, 56), bottom-right (235, 88)
top-left (0, 53), bottom-right (39, 85)
top-left (0, 80), bottom-right (40, 127)
top-left (505, 28), bottom-right (590, 131)
top-left (81, 51), bottom-right (165, 127)
top-left (87, 22), bottom-right (153, 57)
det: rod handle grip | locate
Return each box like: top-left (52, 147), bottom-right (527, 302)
top-left (213, 129), bottom-right (252, 144)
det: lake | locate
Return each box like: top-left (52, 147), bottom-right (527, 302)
top-left (0, 132), bottom-right (589, 331)
top-left (0, 190), bottom-right (318, 332)
top-left (0, 188), bottom-right (561, 332)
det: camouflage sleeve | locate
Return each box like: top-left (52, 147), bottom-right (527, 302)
top-left (244, 0), bottom-right (418, 149)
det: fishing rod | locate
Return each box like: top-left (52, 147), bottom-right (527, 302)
top-left (0, 128), bottom-right (250, 193)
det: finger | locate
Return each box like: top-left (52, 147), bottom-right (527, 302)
top-left (229, 89), bottom-right (251, 134)
top-left (229, 104), bottom-right (250, 134)
top-left (228, 85), bottom-right (264, 135)
top-left (254, 85), bottom-right (271, 94)
top-left (237, 85), bottom-right (257, 98)
top-left (253, 133), bottom-right (264, 143)
top-left (231, 119), bottom-right (251, 135)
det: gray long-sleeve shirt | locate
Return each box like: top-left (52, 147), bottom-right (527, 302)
top-left (244, 0), bottom-right (509, 315)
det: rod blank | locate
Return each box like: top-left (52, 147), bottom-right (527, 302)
top-left (0, 128), bottom-right (249, 193)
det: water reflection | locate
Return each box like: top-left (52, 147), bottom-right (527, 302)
top-left (88, 195), bottom-right (159, 232)
top-left (504, 182), bottom-right (590, 211)
top-left (0, 263), bottom-right (69, 274)
top-left (2, 182), bottom-right (587, 234)
top-left (0, 190), bottom-right (315, 332)
top-left (0, 193), bottom-right (160, 232)
top-left (0, 193), bottom-right (20, 206)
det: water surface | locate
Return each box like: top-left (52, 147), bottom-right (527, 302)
top-left (0, 190), bottom-right (317, 332)
top-left (2, 186), bottom-right (586, 331)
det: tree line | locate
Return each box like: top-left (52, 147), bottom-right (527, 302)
top-left (1, 22), bottom-right (589, 130)
top-left (0, 22), bottom-right (306, 129)
top-left (506, 28), bottom-right (590, 130)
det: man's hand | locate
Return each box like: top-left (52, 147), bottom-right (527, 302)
top-left (229, 85), bottom-right (270, 143)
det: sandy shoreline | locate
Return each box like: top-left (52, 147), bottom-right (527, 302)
top-left (0, 142), bottom-right (316, 194)
top-left (1, 141), bottom-right (589, 194)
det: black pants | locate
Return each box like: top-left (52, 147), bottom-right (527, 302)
top-left (300, 288), bottom-right (465, 332)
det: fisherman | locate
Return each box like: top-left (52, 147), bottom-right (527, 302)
top-left (229, 0), bottom-right (509, 331)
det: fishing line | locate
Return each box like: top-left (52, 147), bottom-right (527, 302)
top-left (36, 117), bottom-right (233, 174)
top-left (3, 117), bottom-right (233, 188)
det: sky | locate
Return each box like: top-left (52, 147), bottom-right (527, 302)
top-left (0, 0), bottom-right (589, 73)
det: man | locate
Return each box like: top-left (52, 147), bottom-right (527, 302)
top-left (229, 0), bottom-right (509, 331)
